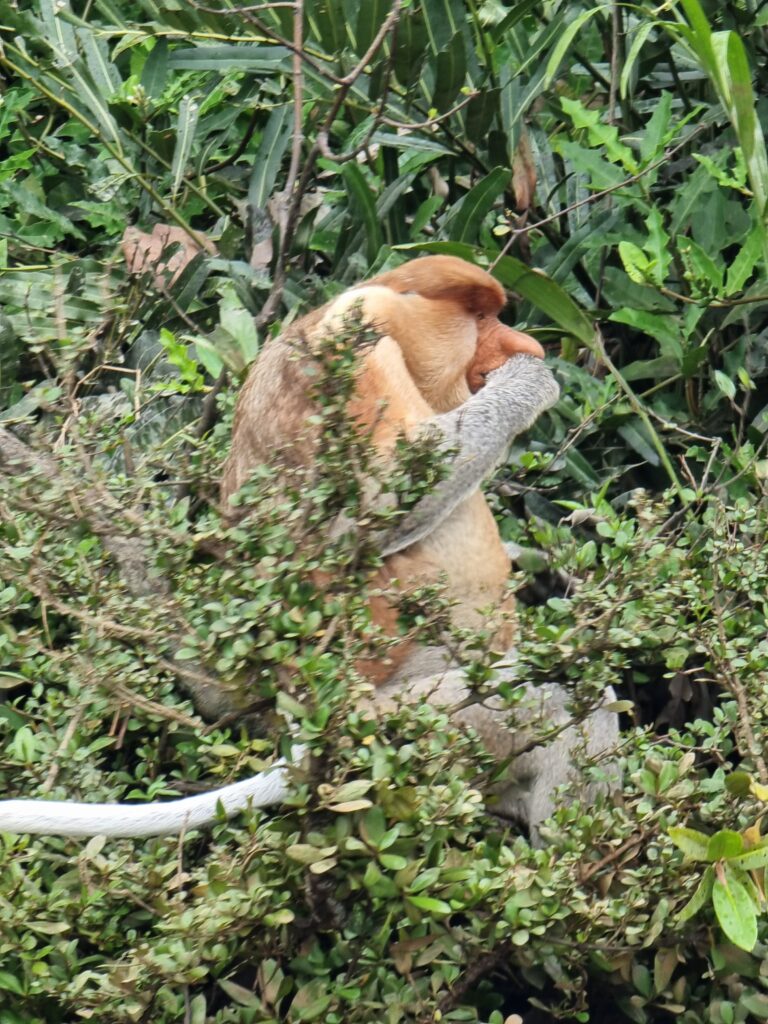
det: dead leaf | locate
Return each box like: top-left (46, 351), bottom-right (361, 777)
top-left (512, 129), bottom-right (536, 211)
top-left (122, 223), bottom-right (217, 288)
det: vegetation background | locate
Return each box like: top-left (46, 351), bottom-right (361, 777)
top-left (1, 0), bottom-right (768, 1021)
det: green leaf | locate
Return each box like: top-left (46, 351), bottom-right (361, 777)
top-left (167, 44), bottom-right (291, 72)
top-left (669, 826), bottom-right (711, 861)
top-left (431, 31), bottom-right (467, 113)
top-left (713, 370), bottom-right (736, 401)
top-left (422, 0), bottom-right (465, 52)
top-left (543, 6), bottom-right (607, 89)
top-left (731, 842), bottom-right (768, 871)
top-left (0, 970), bottom-right (24, 995)
top-left (725, 224), bottom-right (763, 294)
top-left (617, 420), bottom-right (660, 466)
top-left (341, 163), bottom-right (383, 265)
top-left (355, 0), bottom-right (388, 55)
top-left (171, 95), bottom-right (200, 199)
top-left (76, 28), bottom-right (122, 98)
top-left (712, 865), bottom-right (758, 951)
top-left (407, 895), bottom-right (452, 915)
top-left (563, 449), bottom-right (602, 488)
top-left (392, 9), bottom-right (429, 85)
top-left (141, 38), bottom-right (169, 98)
top-left (676, 865), bottom-right (714, 923)
top-left (724, 771), bottom-right (752, 797)
top-left (678, 236), bottom-right (723, 297)
top-left (644, 208), bottom-right (672, 286)
top-left (39, 0), bottom-right (77, 63)
top-left (707, 829), bottom-right (744, 861)
top-left (218, 979), bottom-right (260, 1007)
top-left (618, 240), bottom-right (654, 286)
top-left (248, 104), bottom-right (292, 210)
top-left (620, 21), bottom-right (655, 99)
top-left (444, 167), bottom-right (509, 243)
top-left (717, 30), bottom-right (768, 219)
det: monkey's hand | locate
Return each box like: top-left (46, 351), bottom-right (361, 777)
top-left (381, 355), bottom-right (559, 556)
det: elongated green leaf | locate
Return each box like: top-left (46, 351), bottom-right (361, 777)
top-left (431, 32), bottom-right (467, 113)
top-left (669, 825), bottom-right (711, 861)
top-left (676, 864), bottom-right (714, 923)
top-left (249, 104), bottom-right (292, 210)
top-left (621, 357), bottom-right (679, 382)
top-left (76, 28), bottom-right (121, 98)
top-left (141, 38), bottom-right (169, 98)
top-left (713, 865), bottom-right (758, 951)
top-left (564, 449), bottom-right (602, 488)
top-left (719, 30), bottom-right (768, 218)
top-left (341, 164), bottom-right (383, 265)
top-left (369, 132), bottom-right (453, 156)
top-left (543, 6), bottom-right (607, 89)
top-left (171, 95), bottom-right (200, 199)
top-left (307, 0), bottom-right (346, 53)
top-left (407, 895), bottom-right (452, 915)
top-left (620, 20), bottom-right (655, 99)
top-left (40, 50), bottom-right (122, 150)
top-left (678, 0), bottom-right (717, 79)
top-left (40, 0), bottom-right (77, 63)
top-left (355, 0), bottom-right (388, 55)
top-left (393, 10), bottom-right (428, 85)
top-left (398, 241), bottom-right (596, 347)
top-left (444, 167), bottom-right (509, 243)
top-left (732, 842), bottom-right (768, 872)
top-left (726, 225), bottom-right (763, 294)
top-left (618, 420), bottom-right (660, 466)
top-left (490, 0), bottom-right (541, 41)
top-left (422, 0), bottom-right (465, 53)
top-left (168, 45), bottom-right (291, 71)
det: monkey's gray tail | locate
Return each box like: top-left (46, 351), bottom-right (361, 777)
top-left (0, 755), bottom-right (297, 839)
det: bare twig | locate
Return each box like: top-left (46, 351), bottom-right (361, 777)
top-left (41, 707), bottom-right (85, 793)
top-left (282, 0), bottom-right (305, 228)
top-left (381, 91), bottom-right (479, 130)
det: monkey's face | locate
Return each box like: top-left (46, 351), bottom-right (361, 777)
top-left (466, 318), bottom-right (545, 393)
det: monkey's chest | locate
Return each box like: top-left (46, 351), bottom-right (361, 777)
top-left (389, 493), bottom-right (511, 610)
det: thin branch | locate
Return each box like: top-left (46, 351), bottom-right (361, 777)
top-left (254, 0), bottom-right (403, 328)
top-left (381, 91), bottom-right (479, 130)
top-left (282, 0), bottom-right (305, 228)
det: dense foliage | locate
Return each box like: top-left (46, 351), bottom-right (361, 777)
top-left (0, 0), bottom-right (768, 1021)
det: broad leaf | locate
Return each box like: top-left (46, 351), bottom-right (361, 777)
top-left (712, 865), bottom-right (758, 951)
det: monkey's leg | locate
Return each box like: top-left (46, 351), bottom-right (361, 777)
top-left (373, 666), bottom-right (619, 845)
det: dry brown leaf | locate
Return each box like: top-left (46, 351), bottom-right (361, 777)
top-left (122, 223), bottom-right (217, 288)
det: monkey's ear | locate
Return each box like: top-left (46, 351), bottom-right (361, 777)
top-left (466, 322), bottom-right (545, 393)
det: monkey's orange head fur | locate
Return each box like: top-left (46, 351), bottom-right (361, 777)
top-left (369, 255), bottom-right (545, 394)
top-left (369, 254), bottom-right (505, 316)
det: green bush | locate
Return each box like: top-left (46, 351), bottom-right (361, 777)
top-left (2, 0), bottom-right (768, 1020)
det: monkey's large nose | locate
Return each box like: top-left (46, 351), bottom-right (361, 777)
top-left (502, 329), bottom-right (545, 359)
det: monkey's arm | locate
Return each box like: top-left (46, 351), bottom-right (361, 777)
top-left (381, 355), bottom-right (560, 557)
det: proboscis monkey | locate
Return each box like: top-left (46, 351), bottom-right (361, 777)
top-left (220, 255), bottom-right (550, 682)
top-left (0, 258), bottom-right (619, 841)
